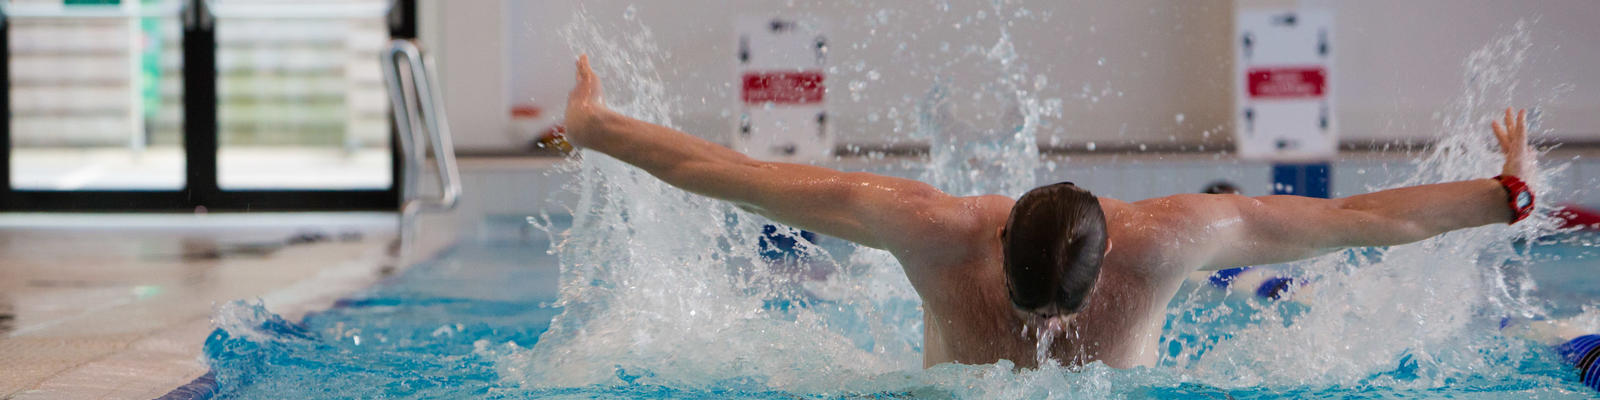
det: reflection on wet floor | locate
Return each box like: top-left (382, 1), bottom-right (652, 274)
top-left (0, 297), bottom-right (14, 335)
top-left (150, 230), bottom-right (370, 262)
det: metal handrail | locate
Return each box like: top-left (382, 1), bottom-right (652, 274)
top-left (381, 40), bottom-right (461, 254)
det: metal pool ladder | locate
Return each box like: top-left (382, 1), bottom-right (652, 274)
top-left (381, 40), bottom-right (461, 258)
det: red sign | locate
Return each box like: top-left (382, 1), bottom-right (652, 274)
top-left (741, 71), bottom-right (825, 104)
top-left (1247, 67), bottom-right (1326, 99)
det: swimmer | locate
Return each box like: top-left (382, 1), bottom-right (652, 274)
top-left (1503, 312), bottom-right (1600, 391)
top-left (562, 55), bottom-right (1542, 369)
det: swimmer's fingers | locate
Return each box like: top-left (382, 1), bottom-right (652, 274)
top-left (1515, 108), bottom-right (1527, 140)
top-left (571, 54), bottom-right (602, 103)
top-left (1491, 119), bottom-right (1510, 151)
top-left (577, 54), bottom-right (594, 85)
top-left (1504, 107), bottom-right (1516, 138)
top-left (1493, 107), bottom-right (1534, 177)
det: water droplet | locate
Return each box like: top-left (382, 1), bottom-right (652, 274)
top-left (867, 70), bottom-right (881, 80)
top-left (622, 5), bottom-right (636, 20)
top-left (1175, 113), bottom-right (1186, 124)
top-left (1097, 57), bottom-right (1106, 66)
top-left (1086, 142), bottom-right (1097, 151)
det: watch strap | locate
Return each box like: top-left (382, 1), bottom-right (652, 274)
top-left (1493, 175), bottom-right (1535, 225)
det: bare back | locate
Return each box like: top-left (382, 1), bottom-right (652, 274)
top-left (900, 196), bottom-right (1191, 369)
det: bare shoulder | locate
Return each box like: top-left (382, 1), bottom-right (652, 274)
top-left (1106, 194), bottom-right (1240, 265)
top-left (922, 194), bottom-right (1010, 242)
top-left (969, 194), bottom-right (1017, 220)
top-left (880, 193), bottom-right (1008, 265)
top-left (1126, 193), bottom-right (1244, 227)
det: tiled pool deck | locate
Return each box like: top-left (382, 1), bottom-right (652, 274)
top-left (0, 213), bottom-right (434, 399)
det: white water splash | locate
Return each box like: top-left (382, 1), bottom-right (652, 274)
top-left (1166, 21), bottom-right (1577, 388)
top-left (492, 5), bottom-right (1588, 399)
top-left (915, 28), bottom-right (1062, 198)
top-left (499, 8), bottom-right (922, 392)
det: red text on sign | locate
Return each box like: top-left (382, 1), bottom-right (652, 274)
top-left (1247, 67), bottom-right (1326, 99)
top-left (741, 71), bottom-right (825, 104)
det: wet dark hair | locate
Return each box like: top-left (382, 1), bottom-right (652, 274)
top-left (1201, 180), bottom-right (1240, 195)
top-left (1001, 182), bottom-right (1108, 316)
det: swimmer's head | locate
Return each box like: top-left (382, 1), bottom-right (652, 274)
top-left (1000, 182), bottom-right (1108, 319)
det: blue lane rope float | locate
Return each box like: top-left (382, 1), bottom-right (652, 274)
top-left (1557, 334), bottom-right (1600, 391)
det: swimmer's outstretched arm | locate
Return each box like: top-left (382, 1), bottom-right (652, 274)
top-left (561, 55), bottom-right (977, 259)
top-left (1151, 108), bottom-right (1535, 271)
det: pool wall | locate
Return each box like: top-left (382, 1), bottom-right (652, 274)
top-left (427, 0), bottom-right (1600, 154)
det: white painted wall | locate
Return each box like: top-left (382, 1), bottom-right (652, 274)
top-left (1293, 0), bottom-right (1600, 143)
top-left (423, 0), bottom-right (1600, 153)
top-left (419, 0), bottom-right (510, 151)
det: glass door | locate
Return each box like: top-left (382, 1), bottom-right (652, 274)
top-left (211, 0), bottom-right (392, 190)
top-left (1, 0), bottom-right (412, 211)
top-left (7, 0), bottom-right (185, 191)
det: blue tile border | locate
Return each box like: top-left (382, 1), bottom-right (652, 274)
top-left (154, 371), bottom-right (217, 400)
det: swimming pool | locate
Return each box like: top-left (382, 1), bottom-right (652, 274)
top-left (189, 221), bottom-right (1597, 399)
top-left (182, 5), bottom-right (1600, 398)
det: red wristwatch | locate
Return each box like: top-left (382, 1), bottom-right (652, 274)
top-left (1494, 175), bottom-right (1535, 225)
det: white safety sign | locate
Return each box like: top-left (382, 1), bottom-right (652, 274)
top-left (734, 17), bottom-right (829, 161)
top-left (1234, 9), bottom-right (1335, 161)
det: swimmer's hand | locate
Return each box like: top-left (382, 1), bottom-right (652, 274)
top-left (563, 54), bottom-right (613, 149)
top-left (1491, 107), bottom-right (1532, 177)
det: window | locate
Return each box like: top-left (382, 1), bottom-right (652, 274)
top-left (1, 0), bottom-right (414, 211)
top-left (8, 0), bottom-right (184, 190)
top-left (213, 0), bottom-right (391, 190)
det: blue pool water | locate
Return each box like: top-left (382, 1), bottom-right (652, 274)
top-left (195, 225), bottom-right (1600, 399)
top-left (193, 12), bottom-right (1600, 397)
